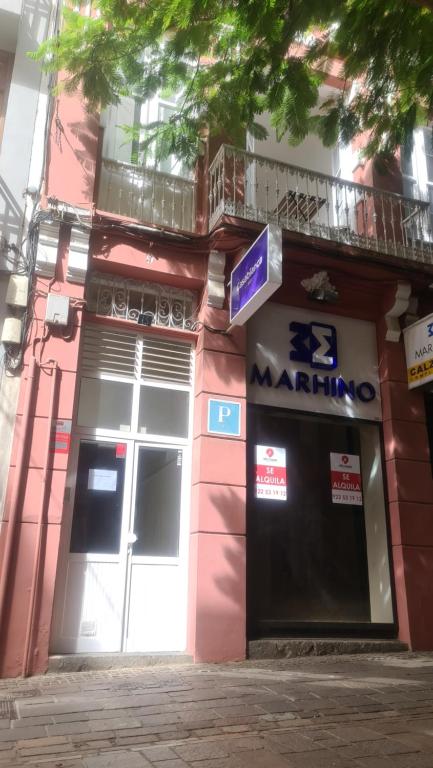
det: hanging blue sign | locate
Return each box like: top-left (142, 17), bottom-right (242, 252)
top-left (230, 224), bottom-right (282, 326)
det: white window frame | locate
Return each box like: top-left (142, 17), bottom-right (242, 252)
top-left (75, 325), bottom-right (194, 446)
top-left (400, 128), bottom-right (433, 241)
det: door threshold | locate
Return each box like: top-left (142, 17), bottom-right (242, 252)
top-left (248, 637), bottom-right (408, 660)
top-left (48, 651), bottom-right (193, 673)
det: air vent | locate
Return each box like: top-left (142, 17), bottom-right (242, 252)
top-left (141, 337), bottom-right (192, 385)
top-left (81, 325), bottom-right (138, 379)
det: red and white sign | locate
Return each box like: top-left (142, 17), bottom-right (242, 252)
top-left (50, 419), bottom-right (72, 454)
top-left (255, 445), bottom-right (287, 501)
top-left (330, 452), bottom-right (363, 506)
top-left (116, 443), bottom-right (127, 459)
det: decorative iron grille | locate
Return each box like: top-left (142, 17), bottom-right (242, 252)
top-left (86, 272), bottom-right (198, 331)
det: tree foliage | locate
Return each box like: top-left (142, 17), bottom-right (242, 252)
top-left (33, 0), bottom-right (433, 164)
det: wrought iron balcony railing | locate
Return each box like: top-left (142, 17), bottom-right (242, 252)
top-left (209, 144), bottom-right (433, 264)
top-left (97, 158), bottom-right (197, 232)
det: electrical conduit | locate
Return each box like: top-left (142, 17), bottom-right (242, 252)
top-left (22, 361), bottom-right (58, 676)
top-left (0, 356), bottom-right (37, 666)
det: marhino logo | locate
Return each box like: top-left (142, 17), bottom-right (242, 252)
top-left (289, 321), bottom-right (338, 371)
top-left (250, 318), bottom-right (376, 404)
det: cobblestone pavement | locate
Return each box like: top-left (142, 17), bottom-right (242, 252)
top-left (2, 653), bottom-right (433, 767)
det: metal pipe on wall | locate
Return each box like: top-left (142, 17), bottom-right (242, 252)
top-left (22, 362), bottom-right (58, 677)
top-left (0, 356), bottom-right (37, 655)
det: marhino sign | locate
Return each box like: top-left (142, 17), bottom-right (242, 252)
top-left (403, 313), bottom-right (433, 389)
top-left (230, 224), bottom-right (282, 326)
top-left (251, 320), bottom-right (376, 403)
top-left (247, 304), bottom-right (382, 421)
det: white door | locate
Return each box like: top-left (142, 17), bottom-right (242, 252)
top-left (51, 439), bottom-right (188, 654)
top-left (124, 443), bottom-right (187, 652)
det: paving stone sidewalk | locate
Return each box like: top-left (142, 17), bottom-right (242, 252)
top-left (1, 652), bottom-right (433, 767)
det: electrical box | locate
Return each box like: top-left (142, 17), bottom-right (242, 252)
top-left (6, 274), bottom-right (29, 308)
top-left (1, 317), bottom-right (22, 345)
top-left (45, 294), bottom-right (70, 326)
top-left (0, 236), bottom-right (12, 274)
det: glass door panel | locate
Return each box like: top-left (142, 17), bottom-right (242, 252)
top-left (125, 445), bottom-right (185, 652)
top-left (131, 447), bottom-right (182, 557)
top-left (70, 442), bottom-right (127, 554)
top-left (53, 440), bottom-right (188, 654)
top-left (247, 405), bottom-right (393, 636)
top-left (52, 439), bottom-right (132, 654)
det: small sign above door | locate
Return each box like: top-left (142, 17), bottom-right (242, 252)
top-left (208, 399), bottom-right (241, 437)
top-left (116, 443), bottom-right (127, 459)
top-left (88, 468), bottom-right (118, 492)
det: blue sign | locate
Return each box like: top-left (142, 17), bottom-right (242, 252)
top-left (290, 321), bottom-right (338, 370)
top-left (208, 399), bottom-right (241, 436)
top-left (230, 224), bottom-right (282, 326)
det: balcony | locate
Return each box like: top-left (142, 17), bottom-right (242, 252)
top-left (97, 158), bottom-right (197, 233)
top-left (209, 144), bottom-right (433, 264)
top-left (97, 145), bottom-right (433, 265)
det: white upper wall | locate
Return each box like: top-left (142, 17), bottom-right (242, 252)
top-left (248, 85), bottom-right (343, 178)
top-left (0, 0), bottom-right (22, 13)
top-left (0, 0), bottom-right (22, 51)
top-left (0, 0), bottom-right (54, 250)
top-left (250, 116), bottom-right (335, 176)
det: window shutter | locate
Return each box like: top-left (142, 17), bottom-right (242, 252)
top-left (81, 324), bottom-right (192, 385)
top-left (141, 336), bottom-right (192, 385)
top-left (81, 325), bottom-right (138, 379)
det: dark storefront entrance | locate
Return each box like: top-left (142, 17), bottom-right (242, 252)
top-left (247, 404), bottom-right (396, 638)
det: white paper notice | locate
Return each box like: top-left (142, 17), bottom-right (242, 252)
top-left (330, 452), bottom-right (362, 505)
top-left (255, 445), bottom-right (287, 501)
top-left (88, 468), bottom-right (117, 492)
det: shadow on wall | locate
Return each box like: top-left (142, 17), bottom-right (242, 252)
top-left (0, 176), bottom-right (22, 246)
top-left (60, 119), bottom-right (98, 201)
top-left (14, 0), bottom-right (51, 88)
top-left (0, 362), bottom-right (67, 676)
top-left (24, 0), bottom-right (51, 41)
top-left (193, 484), bottom-right (246, 661)
top-left (0, 0), bottom-right (52, 245)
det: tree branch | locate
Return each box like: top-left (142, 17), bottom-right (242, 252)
top-left (407, 0), bottom-right (433, 11)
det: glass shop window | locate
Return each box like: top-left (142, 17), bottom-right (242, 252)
top-left (247, 406), bottom-right (394, 635)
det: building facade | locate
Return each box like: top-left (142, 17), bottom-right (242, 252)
top-left (1, 45), bottom-right (433, 677)
top-left (0, 0), bottom-right (58, 520)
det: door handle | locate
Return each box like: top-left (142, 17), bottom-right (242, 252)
top-left (127, 532), bottom-right (138, 545)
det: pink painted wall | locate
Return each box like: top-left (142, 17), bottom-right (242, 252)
top-left (0, 77), bottom-right (98, 676)
top-left (188, 301), bottom-right (247, 662)
top-left (0, 229), bottom-right (85, 678)
top-left (44, 86), bottom-right (99, 208)
top-left (377, 309), bottom-right (433, 651)
top-left (90, 230), bottom-right (207, 288)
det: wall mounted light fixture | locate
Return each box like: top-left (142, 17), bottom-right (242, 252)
top-left (301, 271), bottom-right (339, 303)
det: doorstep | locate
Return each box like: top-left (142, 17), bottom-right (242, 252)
top-left (248, 637), bottom-right (408, 660)
top-left (48, 651), bottom-right (193, 673)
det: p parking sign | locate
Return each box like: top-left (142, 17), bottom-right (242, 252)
top-left (208, 399), bottom-right (241, 437)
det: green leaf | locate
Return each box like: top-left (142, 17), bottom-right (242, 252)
top-left (32, 0), bottom-right (433, 163)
